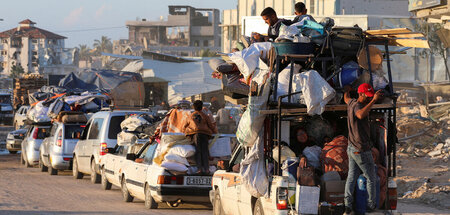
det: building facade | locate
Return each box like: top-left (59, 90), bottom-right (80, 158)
top-left (117, 5), bottom-right (221, 57)
top-left (222, 0), bottom-right (411, 52)
top-left (0, 19), bottom-right (68, 75)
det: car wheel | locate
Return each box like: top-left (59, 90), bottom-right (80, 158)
top-left (253, 199), bottom-right (264, 215)
top-left (145, 184), bottom-right (158, 209)
top-left (90, 160), bottom-right (101, 184)
top-left (213, 189), bottom-right (225, 215)
top-left (121, 177), bottom-right (134, 202)
top-left (20, 152), bottom-right (25, 165)
top-left (8, 150), bottom-right (17, 154)
top-left (39, 155), bottom-right (48, 172)
top-left (72, 156), bottom-right (84, 179)
top-left (101, 167), bottom-right (112, 190)
top-left (48, 157), bottom-right (58, 175)
top-left (23, 152), bottom-right (31, 168)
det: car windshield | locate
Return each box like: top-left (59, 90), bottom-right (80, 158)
top-left (0, 95), bottom-right (11, 104)
top-left (108, 116), bottom-right (125, 139)
top-left (65, 124), bottom-right (86, 139)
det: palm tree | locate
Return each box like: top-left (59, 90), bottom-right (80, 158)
top-left (93, 36), bottom-right (113, 55)
top-left (77, 44), bottom-right (90, 61)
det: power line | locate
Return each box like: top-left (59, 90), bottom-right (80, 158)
top-left (55, 26), bottom-right (126, 33)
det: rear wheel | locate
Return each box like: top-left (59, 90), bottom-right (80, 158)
top-left (8, 151), bottom-right (17, 154)
top-left (253, 199), bottom-right (264, 215)
top-left (213, 190), bottom-right (225, 215)
top-left (121, 177), bottom-right (134, 202)
top-left (101, 167), bottom-right (112, 190)
top-left (48, 157), bottom-right (58, 175)
top-left (145, 184), bottom-right (158, 209)
top-left (22, 152), bottom-right (31, 168)
top-left (72, 156), bottom-right (84, 179)
top-left (90, 160), bottom-right (101, 184)
top-left (39, 155), bottom-right (48, 172)
top-left (20, 153), bottom-right (25, 165)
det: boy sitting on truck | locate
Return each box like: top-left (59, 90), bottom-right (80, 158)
top-left (183, 100), bottom-right (218, 175)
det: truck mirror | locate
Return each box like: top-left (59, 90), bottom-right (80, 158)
top-left (126, 153), bottom-right (136, 161)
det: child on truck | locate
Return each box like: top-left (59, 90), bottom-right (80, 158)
top-left (183, 100), bottom-right (218, 175)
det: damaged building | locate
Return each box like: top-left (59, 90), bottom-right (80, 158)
top-left (116, 5), bottom-right (221, 57)
top-left (0, 19), bottom-right (78, 77)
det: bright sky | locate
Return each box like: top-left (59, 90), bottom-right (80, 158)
top-left (0, 0), bottom-right (237, 48)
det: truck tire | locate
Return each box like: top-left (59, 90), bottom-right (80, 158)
top-left (90, 160), bottom-right (101, 184)
top-left (121, 177), bottom-right (134, 202)
top-left (20, 153), bottom-right (25, 165)
top-left (253, 199), bottom-right (264, 215)
top-left (213, 190), bottom-right (225, 215)
top-left (145, 184), bottom-right (158, 209)
top-left (39, 155), bottom-right (48, 172)
top-left (101, 167), bottom-right (112, 190)
top-left (72, 156), bottom-right (84, 179)
top-left (22, 153), bottom-right (31, 168)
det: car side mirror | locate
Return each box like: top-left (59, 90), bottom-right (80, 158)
top-left (126, 153), bottom-right (136, 161)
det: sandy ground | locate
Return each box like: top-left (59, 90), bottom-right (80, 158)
top-left (0, 153), bottom-right (211, 215)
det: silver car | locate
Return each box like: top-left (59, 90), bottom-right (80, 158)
top-left (21, 124), bottom-right (51, 167)
top-left (14, 105), bottom-right (29, 130)
top-left (6, 128), bottom-right (27, 154)
top-left (39, 122), bottom-right (85, 175)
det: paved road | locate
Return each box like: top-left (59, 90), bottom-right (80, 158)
top-left (0, 153), bottom-right (212, 215)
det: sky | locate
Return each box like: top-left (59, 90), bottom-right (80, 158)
top-left (0, 0), bottom-right (237, 48)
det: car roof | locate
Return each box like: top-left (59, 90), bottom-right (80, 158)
top-left (89, 110), bottom-right (148, 119)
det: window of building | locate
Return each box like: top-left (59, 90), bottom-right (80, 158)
top-left (194, 40), bottom-right (199, 47)
top-left (310, 0), bottom-right (315, 14)
top-left (32, 51), bottom-right (38, 56)
top-left (1, 51), bottom-right (6, 56)
top-left (2, 39), bottom-right (7, 44)
top-left (32, 39), bottom-right (38, 44)
top-left (203, 40), bottom-right (209, 47)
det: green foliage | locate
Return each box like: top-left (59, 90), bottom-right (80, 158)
top-left (93, 36), bottom-right (113, 55)
top-left (77, 44), bottom-right (91, 61)
top-left (9, 63), bottom-right (24, 79)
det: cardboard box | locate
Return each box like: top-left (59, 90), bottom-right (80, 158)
top-left (296, 185), bottom-right (320, 214)
top-left (321, 180), bottom-right (346, 203)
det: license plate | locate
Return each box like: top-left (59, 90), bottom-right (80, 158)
top-left (185, 176), bottom-right (212, 186)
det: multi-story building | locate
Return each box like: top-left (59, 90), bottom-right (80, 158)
top-left (0, 19), bottom-right (67, 75)
top-left (117, 5), bottom-right (221, 57)
top-left (222, 0), bottom-right (411, 52)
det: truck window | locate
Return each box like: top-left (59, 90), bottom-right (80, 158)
top-left (229, 147), bottom-right (245, 170)
top-left (107, 116), bottom-right (125, 139)
top-left (88, 118), bottom-right (104, 140)
top-left (65, 125), bottom-right (85, 139)
top-left (36, 127), bottom-right (50, 139)
top-left (50, 125), bottom-right (58, 136)
top-left (141, 143), bottom-right (158, 164)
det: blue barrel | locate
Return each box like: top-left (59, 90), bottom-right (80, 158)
top-left (333, 61), bottom-right (361, 88)
top-left (355, 175), bottom-right (367, 214)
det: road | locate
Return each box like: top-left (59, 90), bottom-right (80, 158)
top-left (0, 153), bottom-right (212, 215)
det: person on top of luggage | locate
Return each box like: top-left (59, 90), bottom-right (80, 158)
top-left (254, 7), bottom-right (293, 41)
top-left (343, 83), bottom-right (383, 214)
top-left (182, 100), bottom-right (218, 175)
top-left (292, 2), bottom-right (316, 24)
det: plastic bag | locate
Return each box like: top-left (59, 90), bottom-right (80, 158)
top-left (276, 65), bottom-right (302, 102)
top-left (236, 68), bottom-right (271, 146)
top-left (168, 144), bottom-right (196, 158)
top-left (228, 42), bottom-right (272, 80)
top-left (293, 70), bottom-right (335, 115)
top-left (276, 23), bottom-right (300, 42)
top-left (164, 154), bottom-right (190, 166)
top-left (120, 115), bottom-right (151, 132)
top-left (117, 132), bottom-right (137, 146)
top-left (161, 161), bottom-right (188, 172)
top-left (272, 145), bottom-right (296, 165)
top-left (27, 101), bottom-right (51, 122)
top-left (303, 145), bottom-right (322, 169)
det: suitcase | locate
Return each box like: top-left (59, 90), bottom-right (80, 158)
top-left (331, 26), bottom-right (363, 56)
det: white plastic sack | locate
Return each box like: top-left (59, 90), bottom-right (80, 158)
top-left (293, 70), bottom-right (336, 115)
top-left (372, 73), bottom-right (388, 90)
top-left (117, 132), bottom-right (137, 146)
top-left (209, 137), bottom-right (232, 157)
top-left (120, 115), bottom-right (150, 131)
top-left (276, 65), bottom-right (302, 102)
top-left (302, 145), bottom-right (322, 169)
top-left (276, 23), bottom-right (300, 42)
top-left (161, 161), bottom-right (188, 172)
top-left (229, 42), bottom-right (272, 80)
top-left (272, 145), bottom-right (296, 165)
top-left (168, 144), bottom-right (196, 158)
top-left (164, 154), bottom-right (190, 166)
top-left (240, 131), bottom-right (269, 198)
top-left (27, 101), bottom-right (51, 122)
top-left (236, 68), bottom-right (271, 146)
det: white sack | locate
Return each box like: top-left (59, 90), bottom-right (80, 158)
top-left (229, 42), bottom-right (272, 80)
top-left (161, 161), bottom-right (188, 172)
top-left (117, 132), bottom-right (137, 146)
top-left (236, 68), bottom-right (271, 147)
top-left (277, 65), bottom-right (302, 102)
top-left (302, 145), bottom-right (322, 169)
top-left (209, 137), bottom-right (232, 157)
top-left (164, 154), bottom-right (190, 166)
top-left (27, 101), bottom-right (51, 122)
top-left (120, 115), bottom-right (150, 131)
top-left (168, 144), bottom-right (196, 158)
top-left (293, 70), bottom-right (335, 115)
top-left (240, 131), bottom-right (269, 198)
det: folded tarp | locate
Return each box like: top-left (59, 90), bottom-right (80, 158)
top-left (59, 69), bottom-right (143, 91)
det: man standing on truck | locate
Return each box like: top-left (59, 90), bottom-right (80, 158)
top-left (343, 83), bottom-right (382, 214)
top-left (183, 100), bottom-right (218, 175)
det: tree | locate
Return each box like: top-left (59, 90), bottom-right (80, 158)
top-left (93, 36), bottom-right (113, 55)
top-left (9, 63), bottom-right (24, 79)
top-left (77, 44), bottom-right (91, 61)
top-left (414, 20), bottom-right (450, 80)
